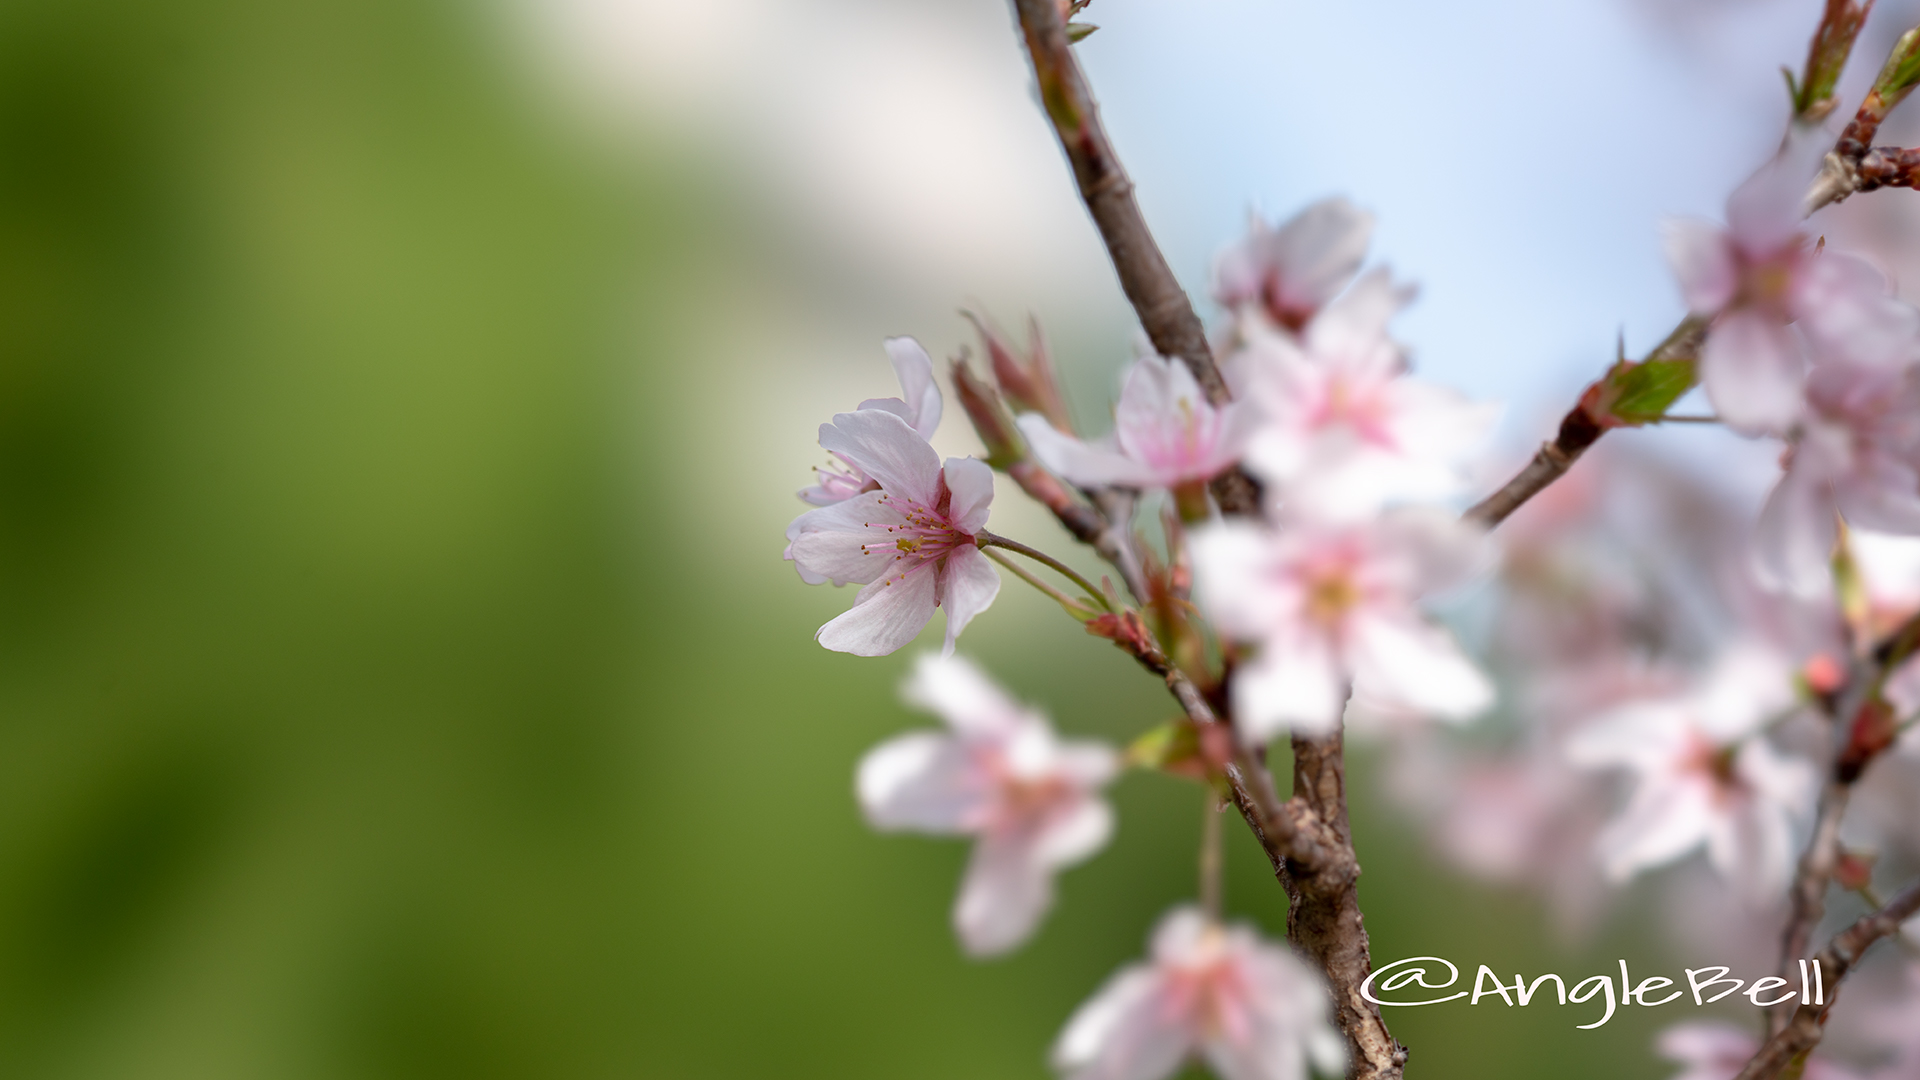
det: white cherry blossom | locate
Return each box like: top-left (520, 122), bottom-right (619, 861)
top-left (1228, 272), bottom-right (1497, 521)
top-left (786, 409), bottom-right (999, 656)
top-left (1052, 905), bottom-right (1344, 1080)
top-left (857, 655), bottom-right (1118, 956)
top-left (1017, 354), bottom-right (1252, 492)
top-left (1567, 644), bottom-right (1817, 896)
top-left (1656, 1021), bottom-right (1866, 1080)
top-left (1755, 358), bottom-right (1920, 595)
top-left (799, 336), bottom-right (944, 506)
top-left (1663, 143), bottom-right (1917, 435)
top-left (1190, 507), bottom-right (1494, 742)
top-left (1212, 197), bottom-right (1374, 334)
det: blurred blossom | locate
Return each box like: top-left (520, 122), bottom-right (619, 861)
top-left (1211, 198), bottom-right (1373, 335)
top-left (1656, 1021), bottom-right (1868, 1080)
top-left (797, 337), bottom-right (944, 506)
top-left (858, 655), bottom-right (1118, 957)
top-left (1051, 906), bottom-right (1344, 1080)
top-left (1191, 507), bottom-right (1493, 742)
top-left (1567, 643), bottom-right (1816, 897)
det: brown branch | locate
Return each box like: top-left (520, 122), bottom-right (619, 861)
top-left (1737, 877), bottom-right (1920, 1080)
top-left (1770, 606), bottom-right (1920, 1033)
top-left (1288, 727), bottom-right (1408, 1080)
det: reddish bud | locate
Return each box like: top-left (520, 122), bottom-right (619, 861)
top-left (950, 357), bottom-right (1025, 469)
top-left (1838, 696), bottom-right (1899, 782)
top-left (1086, 609), bottom-right (1158, 658)
top-left (964, 310), bottom-right (1074, 434)
top-left (1834, 848), bottom-right (1879, 891)
top-left (1801, 652), bottom-right (1846, 696)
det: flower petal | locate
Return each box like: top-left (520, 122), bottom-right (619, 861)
top-left (1052, 966), bottom-right (1192, 1080)
top-left (1751, 446), bottom-right (1838, 597)
top-left (938, 545), bottom-right (1001, 657)
top-left (1266, 196), bottom-right (1375, 316)
top-left (903, 653), bottom-right (1031, 737)
top-left (942, 456), bottom-right (996, 535)
top-left (1232, 634), bottom-right (1344, 742)
top-left (819, 408), bottom-right (943, 504)
top-left (885, 335), bottom-right (942, 439)
top-left (1700, 309), bottom-right (1805, 436)
top-left (856, 731), bottom-right (989, 833)
top-left (1595, 774), bottom-right (1715, 882)
top-left (1661, 218), bottom-right (1738, 313)
top-left (1032, 796), bottom-right (1114, 869)
top-left (1347, 611), bottom-right (1494, 722)
top-left (815, 564), bottom-right (939, 656)
top-left (787, 492), bottom-right (906, 586)
top-left (1018, 414), bottom-right (1157, 488)
top-left (1794, 252), bottom-right (1920, 369)
top-left (953, 834), bottom-right (1052, 956)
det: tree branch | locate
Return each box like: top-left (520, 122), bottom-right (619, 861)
top-left (1737, 877), bottom-right (1920, 1080)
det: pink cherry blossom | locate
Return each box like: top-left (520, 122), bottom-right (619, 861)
top-left (1663, 144), bottom-right (1917, 435)
top-left (1228, 271), bottom-right (1498, 521)
top-left (857, 654), bottom-right (1118, 956)
top-left (1754, 358), bottom-right (1920, 595)
top-left (1016, 354), bottom-right (1253, 492)
top-left (1212, 197), bottom-right (1373, 334)
top-left (799, 336), bottom-right (944, 506)
top-left (1052, 906), bottom-right (1344, 1080)
top-left (786, 409), bottom-right (999, 656)
top-left (1657, 1021), bottom-right (1867, 1080)
top-left (1567, 644), bottom-right (1817, 896)
top-left (1189, 508), bottom-right (1495, 741)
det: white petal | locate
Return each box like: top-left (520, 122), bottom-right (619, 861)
top-left (903, 653), bottom-right (1030, 737)
top-left (787, 493), bottom-right (907, 587)
top-left (815, 565), bottom-right (939, 656)
top-left (1268, 197), bottom-right (1375, 315)
top-left (1233, 635), bottom-right (1344, 742)
top-left (953, 834), bottom-right (1052, 956)
top-left (1018, 414), bottom-right (1157, 488)
top-left (1346, 611), bottom-right (1493, 722)
top-left (1700, 310), bottom-right (1805, 436)
top-left (1305, 265), bottom-right (1413, 359)
top-left (1794, 253), bottom-right (1920, 370)
top-left (1752, 451), bottom-right (1839, 597)
top-left (1052, 967), bottom-right (1192, 1080)
top-left (937, 545), bottom-right (1001, 657)
top-left (818, 408), bottom-right (943, 504)
top-left (1565, 704), bottom-right (1691, 771)
top-left (1595, 775), bottom-right (1716, 882)
top-left (1033, 797), bottom-right (1114, 869)
top-left (1661, 218), bottom-right (1738, 313)
top-left (1727, 139), bottom-right (1817, 254)
top-left (1376, 506), bottom-right (1492, 595)
top-left (1189, 521), bottom-right (1283, 640)
top-left (941, 456), bottom-right (996, 535)
top-left (884, 335), bottom-right (943, 439)
top-left (856, 732), bottom-right (988, 833)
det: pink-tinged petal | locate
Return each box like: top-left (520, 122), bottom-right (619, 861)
top-left (1566, 703), bottom-right (1692, 770)
top-left (1595, 774), bottom-right (1715, 882)
top-left (942, 456), bottom-right (996, 535)
top-left (1304, 266), bottom-right (1414, 361)
top-left (818, 408), bottom-right (943, 504)
top-left (1232, 635), bottom-right (1344, 742)
top-left (1346, 612), bottom-right (1493, 722)
top-left (856, 732), bottom-right (989, 833)
top-left (1032, 797), bottom-right (1114, 868)
top-left (1266, 196), bottom-right (1375, 315)
top-left (1703, 787), bottom-right (1794, 897)
top-left (1381, 382), bottom-right (1503, 475)
top-left (1376, 506), bottom-right (1491, 594)
top-left (1793, 252), bottom-right (1920, 369)
top-left (1734, 737), bottom-right (1816, 809)
top-left (937, 545), bottom-right (1001, 657)
top-left (1700, 309), bottom-right (1805, 435)
top-left (1658, 1021), bottom-right (1759, 1078)
top-left (902, 653), bottom-right (1030, 738)
top-left (1018, 414), bottom-right (1157, 488)
top-left (1053, 966), bottom-right (1192, 1080)
top-left (1752, 451), bottom-right (1838, 598)
top-left (1661, 219), bottom-right (1738, 313)
top-left (787, 492), bottom-right (906, 586)
top-left (1726, 138), bottom-right (1818, 255)
top-left (953, 834), bottom-right (1051, 956)
top-left (884, 335), bottom-right (943, 439)
top-left (1054, 741), bottom-right (1123, 789)
top-left (1693, 645), bottom-right (1798, 742)
top-left (815, 564), bottom-right (939, 656)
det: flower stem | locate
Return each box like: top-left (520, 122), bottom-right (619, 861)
top-left (1200, 791), bottom-right (1224, 920)
top-left (979, 532), bottom-right (1114, 613)
top-left (981, 546), bottom-right (1096, 617)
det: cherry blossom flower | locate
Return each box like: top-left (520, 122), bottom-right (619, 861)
top-left (1656, 1021), bottom-right (1866, 1080)
top-left (1754, 358), bottom-right (1920, 595)
top-left (857, 654), bottom-right (1118, 956)
top-left (1016, 354), bottom-right (1252, 493)
top-left (786, 409), bottom-right (999, 656)
top-left (1663, 144), bottom-right (1917, 435)
top-left (799, 336), bottom-right (944, 506)
top-left (1567, 644), bottom-right (1817, 896)
top-left (1189, 508), bottom-right (1494, 741)
top-left (1227, 272), bottom-right (1498, 521)
top-left (1052, 906), bottom-right (1344, 1080)
top-left (1212, 197), bottom-right (1373, 334)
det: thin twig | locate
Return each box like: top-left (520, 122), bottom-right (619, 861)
top-left (982, 545), bottom-right (1095, 614)
top-left (1736, 877), bottom-right (1920, 1080)
top-left (979, 531), bottom-right (1113, 612)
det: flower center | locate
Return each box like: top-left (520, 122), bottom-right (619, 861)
top-left (860, 493), bottom-right (974, 585)
top-left (1304, 568), bottom-right (1363, 627)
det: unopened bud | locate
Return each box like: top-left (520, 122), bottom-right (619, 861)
top-left (950, 357), bottom-right (1025, 470)
top-left (964, 310), bottom-right (1074, 434)
top-left (1799, 652), bottom-right (1846, 697)
top-left (1838, 695), bottom-right (1898, 782)
top-left (1872, 27), bottom-right (1920, 116)
top-left (1835, 848), bottom-right (1878, 891)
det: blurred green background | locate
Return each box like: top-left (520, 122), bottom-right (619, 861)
top-left (0, 0), bottom-right (1701, 1076)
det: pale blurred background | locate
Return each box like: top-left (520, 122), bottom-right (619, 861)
top-left (2, 0), bottom-right (1916, 1077)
